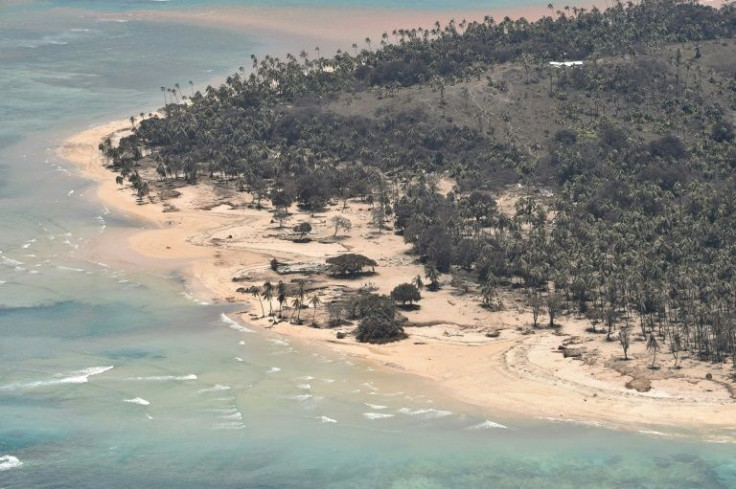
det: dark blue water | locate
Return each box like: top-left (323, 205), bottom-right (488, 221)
top-left (1, 1), bottom-right (735, 487)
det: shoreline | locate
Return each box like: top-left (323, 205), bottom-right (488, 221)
top-left (78, 3), bottom-right (600, 57)
top-left (60, 118), bottom-right (736, 439)
top-left (58, 3), bottom-right (736, 439)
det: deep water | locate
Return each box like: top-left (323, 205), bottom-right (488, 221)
top-left (1, 1), bottom-right (735, 487)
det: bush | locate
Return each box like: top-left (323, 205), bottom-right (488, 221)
top-left (293, 222), bottom-right (312, 240)
top-left (355, 295), bottom-right (406, 344)
top-left (326, 253), bottom-right (377, 277)
top-left (390, 283), bottom-right (421, 306)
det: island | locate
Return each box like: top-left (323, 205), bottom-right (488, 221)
top-left (63, 0), bottom-right (736, 435)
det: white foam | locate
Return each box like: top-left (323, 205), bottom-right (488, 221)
top-left (268, 339), bottom-right (289, 346)
top-left (322, 379), bottom-right (336, 383)
top-left (287, 394), bottom-right (313, 401)
top-left (57, 266), bottom-right (85, 272)
top-left (128, 374), bottom-right (197, 382)
top-left (198, 384), bottom-right (230, 394)
top-left (397, 408), bottom-right (452, 419)
top-left (363, 412), bottom-right (395, 420)
top-left (207, 407), bottom-right (238, 415)
top-left (234, 357), bottom-right (244, 362)
top-left (214, 422), bottom-right (245, 430)
top-left (267, 367), bottom-right (281, 374)
top-left (297, 383), bottom-right (311, 390)
top-left (123, 397), bottom-right (150, 406)
top-left (318, 416), bottom-right (338, 423)
top-left (299, 376), bottom-right (315, 381)
top-left (0, 455), bottom-right (22, 471)
top-left (221, 313), bottom-right (253, 333)
top-left (539, 417), bottom-right (609, 429)
top-left (1, 256), bottom-right (23, 266)
top-left (146, 414), bottom-right (154, 420)
top-left (466, 420), bottom-right (508, 430)
top-left (97, 19), bottom-right (129, 23)
top-left (239, 341), bottom-right (245, 346)
top-left (2, 366), bottom-right (113, 390)
top-left (221, 412), bottom-right (243, 420)
top-left (364, 403), bottom-right (387, 410)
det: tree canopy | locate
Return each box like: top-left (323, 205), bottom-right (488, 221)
top-left (326, 253), bottom-right (377, 277)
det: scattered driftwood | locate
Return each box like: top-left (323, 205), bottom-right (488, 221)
top-left (276, 262), bottom-right (329, 275)
top-left (557, 337), bottom-right (588, 358)
top-left (560, 347), bottom-right (587, 358)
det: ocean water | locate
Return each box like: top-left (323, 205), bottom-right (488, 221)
top-left (1, 1), bottom-right (735, 487)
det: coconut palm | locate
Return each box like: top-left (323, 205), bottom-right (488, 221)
top-left (248, 285), bottom-right (265, 317)
top-left (310, 294), bottom-right (321, 324)
top-left (647, 333), bottom-right (661, 369)
top-left (277, 281), bottom-right (287, 317)
top-left (262, 281), bottom-right (274, 317)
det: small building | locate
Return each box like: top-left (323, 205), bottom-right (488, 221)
top-left (549, 61), bottom-right (584, 68)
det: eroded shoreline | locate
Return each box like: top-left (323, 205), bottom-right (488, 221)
top-left (60, 118), bottom-right (736, 440)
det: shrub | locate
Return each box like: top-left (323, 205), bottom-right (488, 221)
top-left (326, 253), bottom-right (377, 277)
top-left (355, 295), bottom-right (406, 344)
top-left (390, 283), bottom-right (421, 306)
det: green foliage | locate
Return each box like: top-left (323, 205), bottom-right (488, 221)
top-left (106, 0), bottom-right (736, 364)
top-left (390, 283), bottom-right (422, 305)
top-left (354, 294), bottom-right (406, 343)
top-left (326, 253), bottom-right (377, 277)
top-left (293, 222), bottom-right (312, 240)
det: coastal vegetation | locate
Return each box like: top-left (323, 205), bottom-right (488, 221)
top-left (102, 0), bottom-right (736, 358)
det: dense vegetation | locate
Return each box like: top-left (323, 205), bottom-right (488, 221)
top-left (104, 1), bottom-right (736, 357)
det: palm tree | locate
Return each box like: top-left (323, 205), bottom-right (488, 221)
top-left (248, 285), bottom-right (265, 317)
top-left (647, 333), bottom-right (661, 369)
top-left (290, 279), bottom-right (306, 324)
top-left (290, 296), bottom-right (302, 324)
top-left (618, 326), bottom-right (631, 360)
top-left (310, 294), bottom-right (321, 324)
top-left (412, 274), bottom-right (424, 290)
top-left (424, 264), bottom-right (440, 291)
top-left (262, 281), bottom-right (274, 316)
top-left (277, 281), bottom-right (287, 317)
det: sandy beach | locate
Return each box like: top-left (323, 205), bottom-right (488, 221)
top-left (59, 116), bottom-right (736, 439)
top-left (57, 3), bottom-right (736, 439)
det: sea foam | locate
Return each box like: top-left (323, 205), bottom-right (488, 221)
top-left (466, 420), bottom-right (508, 430)
top-left (397, 408), bottom-right (452, 419)
top-left (1, 366), bottom-right (113, 390)
top-left (287, 394), bottom-right (313, 401)
top-left (198, 384), bottom-right (230, 393)
top-left (221, 313), bottom-right (253, 333)
top-left (214, 422), bottom-right (245, 430)
top-left (123, 397), bottom-right (151, 406)
top-left (363, 412), bottom-right (395, 420)
top-left (0, 455), bottom-right (22, 471)
top-left (128, 374), bottom-right (197, 381)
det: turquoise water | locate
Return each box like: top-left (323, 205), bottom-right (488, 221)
top-left (1, 1), bottom-right (736, 487)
